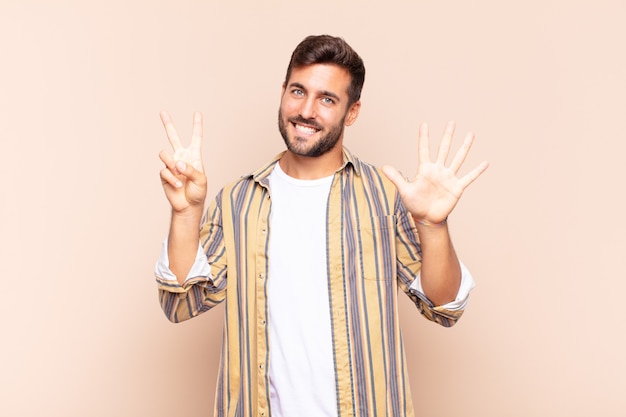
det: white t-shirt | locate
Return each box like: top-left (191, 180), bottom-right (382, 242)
top-left (266, 162), bottom-right (337, 416)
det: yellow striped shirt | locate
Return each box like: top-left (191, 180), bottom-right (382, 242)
top-left (156, 148), bottom-right (466, 417)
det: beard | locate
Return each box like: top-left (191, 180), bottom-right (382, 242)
top-left (278, 109), bottom-right (345, 157)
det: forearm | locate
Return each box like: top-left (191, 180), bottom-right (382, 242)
top-left (416, 219), bottom-right (461, 306)
top-left (168, 206), bottom-right (204, 285)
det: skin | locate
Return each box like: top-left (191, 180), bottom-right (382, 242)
top-left (159, 63), bottom-right (489, 305)
top-left (382, 122), bottom-right (489, 304)
top-left (158, 111), bottom-right (206, 283)
top-left (277, 64), bottom-right (360, 179)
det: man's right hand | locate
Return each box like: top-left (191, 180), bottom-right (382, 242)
top-left (159, 111), bottom-right (207, 214)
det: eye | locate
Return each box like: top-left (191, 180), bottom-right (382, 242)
top-left (321, 97), bottom-right (335, 105)
top-left (292, 89), bottom-right (304, 96)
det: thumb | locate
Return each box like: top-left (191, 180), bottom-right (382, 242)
top-left (176, 160), bottom-right (207, 186)
top-left (382, 165), bottom-right (407, 190)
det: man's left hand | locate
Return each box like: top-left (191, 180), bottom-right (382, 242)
top-left (382, 121), bottom-right (489, 224)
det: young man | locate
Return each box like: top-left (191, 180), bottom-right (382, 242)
top-left (156, 35), bottom-right (488, 417)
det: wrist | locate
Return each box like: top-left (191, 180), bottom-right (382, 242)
top-left (414, 216), bottom-right (448, 227)
top-left (171, 205), bottom-right (204, 223)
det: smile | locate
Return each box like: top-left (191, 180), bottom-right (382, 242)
top-left (293, 123), bottom-right (321, 135)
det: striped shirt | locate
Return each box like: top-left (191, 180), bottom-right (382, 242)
top-left (156, 148), bottom-right (468, 417)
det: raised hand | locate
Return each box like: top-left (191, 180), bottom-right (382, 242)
top-left (159, 111), bottom-right (207, 214)
top-left (382, 121), bottom-right (488, 224)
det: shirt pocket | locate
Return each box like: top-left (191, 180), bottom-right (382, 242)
top-left (358, 215), bottom-right (397, 281)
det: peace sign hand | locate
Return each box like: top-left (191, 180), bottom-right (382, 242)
top-left (158, 111), bottom-right (207, 214)
top-left (382, 121), bottom-right (489, 224)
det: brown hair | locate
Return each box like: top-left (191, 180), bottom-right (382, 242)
top-left (284, 35), bottom-right (366, 106)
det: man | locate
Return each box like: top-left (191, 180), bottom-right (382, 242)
top-left (156, 35), bottom-right (488, 417)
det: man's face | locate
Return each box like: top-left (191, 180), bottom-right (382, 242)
top-left (278, 64), bottom-right (360, 158)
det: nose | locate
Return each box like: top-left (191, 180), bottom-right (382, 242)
top-left (299, 96), bottom-right (316, 120)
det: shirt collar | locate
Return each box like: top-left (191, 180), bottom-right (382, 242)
top-left (247, 147), bottom-right (361, 184)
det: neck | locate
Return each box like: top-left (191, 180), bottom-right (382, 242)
top-left (279, 147), bottom-right (343, 180)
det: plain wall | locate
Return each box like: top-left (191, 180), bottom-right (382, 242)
top-left (2, 0), bottom-right (625, 416)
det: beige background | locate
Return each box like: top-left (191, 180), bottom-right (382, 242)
top-left (1, 0), bottom-right (625, 416)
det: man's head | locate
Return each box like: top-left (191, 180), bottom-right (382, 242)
top-left (284, 35), bottom-right (365, 106)
top-left (278, 35), bottom-right (365, 160)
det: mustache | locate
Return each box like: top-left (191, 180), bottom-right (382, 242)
top-left (288, 116), bottom-right (323, 131)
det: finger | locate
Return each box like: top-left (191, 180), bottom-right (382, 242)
top-left (449, 131), bottom-right (475, 174)
top-left (381, 165), bottom-right (408, 191)
top-left (160, 167), bottom-right (183, 189)
top-left (159, 149), bottom-right (180, 175)
top-left (160, 111), bottom-right (183, 151)
top-left (191, 112), bottom-right (203, 150)
top-left (436, 121), bottom-right (455, 165)
top-left (418, 122), bottom-right (430, 165)
top-left (458, 161), bottom-right (489, 189)
top-left (175, 160), bottom-right (207, 187)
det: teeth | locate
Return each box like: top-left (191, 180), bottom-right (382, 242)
top-left (295, 124), bottom-right (318, 134)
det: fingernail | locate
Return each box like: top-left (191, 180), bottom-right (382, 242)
top-left (175, 180), bottom-right (183, 188)
top-left (176, 161), bottom-right (186, 171)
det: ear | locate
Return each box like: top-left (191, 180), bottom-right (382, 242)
top-left (344, 100), bottom-right (361, 126)
top-left (281, 82), bottom-right (287, 96)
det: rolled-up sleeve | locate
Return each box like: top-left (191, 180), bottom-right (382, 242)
top-left (395, 200), bottom-right (476, 327)
top-left (409, 261), bottom-right (475, 311)
top-left (155, 198), bottom-right (228, 323)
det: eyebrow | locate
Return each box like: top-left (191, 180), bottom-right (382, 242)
top-left (289, 82), bottom-right (342, 102)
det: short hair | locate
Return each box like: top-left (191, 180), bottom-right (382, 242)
top-left (284, 35), bottom-right (366, 106)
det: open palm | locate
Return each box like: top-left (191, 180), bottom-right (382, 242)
top-left (382, 122), bottom-right (488, 224)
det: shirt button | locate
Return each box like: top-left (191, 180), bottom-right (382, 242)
top-left (261, 229), bottom-right (266, 234)
top-left (258, 273), bottom-right (264, 279)
top-left (261, 320), bottom-right (266, 325)
top-left (259, 364), bottom-right (264, 369)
